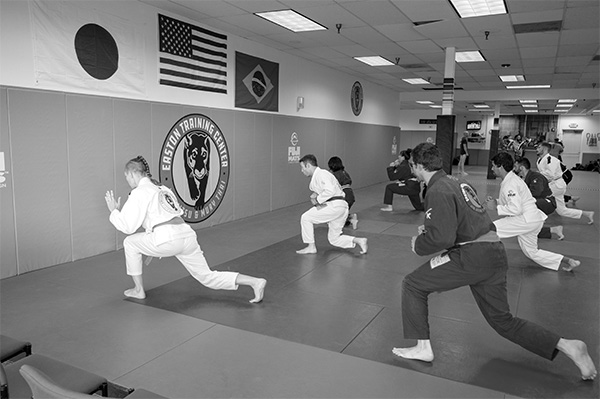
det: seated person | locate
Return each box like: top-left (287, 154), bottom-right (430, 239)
top-left (381, 149), bottom-right (424, 212)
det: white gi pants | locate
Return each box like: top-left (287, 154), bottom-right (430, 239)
top-left (494, 217), bottom-right (563, 270)
top-left (300, 200), bottom-right (355, 248)
top-left (123, 229), bottom-right (238, 290)
top-left (549, 179), bottom-right (583, 219)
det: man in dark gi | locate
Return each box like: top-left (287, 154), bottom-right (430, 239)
top-left (514, 157), bottom-right (563, 240)
top-left (391, 142), bottom-right (597, 380)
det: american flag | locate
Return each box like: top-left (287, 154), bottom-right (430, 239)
top-left (158, 14), bottom-right (227, 93)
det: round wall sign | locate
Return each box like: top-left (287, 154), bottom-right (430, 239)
top-left (351, 81), bottom-right (363, 116)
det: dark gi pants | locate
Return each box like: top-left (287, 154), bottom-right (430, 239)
top-left (402, 241), bottom-right (560, 360)
top-left (383, 180), bottom-right (424, 211)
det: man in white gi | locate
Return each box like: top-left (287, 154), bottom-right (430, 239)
top-left (487, 152), bottom-right (580, 272)
top-left (536, 142), bottom-right (594, 224)
top-left (296, 154), bottom-right (368, 255)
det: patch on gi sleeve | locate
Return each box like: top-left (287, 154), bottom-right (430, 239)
top-left (507, 190), bottom-right (516, 197)
top-left (430, 254), bottom-right (451, 269)
top-left (460, 183), bottom-right (485, 213)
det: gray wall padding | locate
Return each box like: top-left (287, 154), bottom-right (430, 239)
top-left (0, 87), bottom-right (399, 278)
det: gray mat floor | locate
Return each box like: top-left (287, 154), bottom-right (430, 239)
top-left (2, 166), bottom-right (598, 398)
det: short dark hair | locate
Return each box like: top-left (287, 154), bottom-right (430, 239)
top-left (539, 142), bottom-right (552, 150)
top-left (412, 143), bottom-right (443, 171)
top-left (515, 157), bottom-right (531, 169)
top-left (491, 151), bottom-right (514, 172)
top-left (400, 148), bottom-right (412, 160)
top-left (299, 154), bottom-right (318, 167)
top-left (328, 156), bottom-right (344, 172)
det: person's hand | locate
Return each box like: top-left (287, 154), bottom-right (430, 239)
top-left (485, 196), bottom-right (497, 210)
top-left (105, 190), bottom-right (121, 212)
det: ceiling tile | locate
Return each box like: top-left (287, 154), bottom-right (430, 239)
top-left (520, 46), bottom-right (558, 59)
top-left (341, 1), bottom-right (412, 25)
top-left (375, 23), bottom-right (427, 41)
top-left (389, 0), bottom-right (458, 22)
top-left (510, 9), bottom-right (564, 24)
top-left (516, 32), bottom-right (559, 48)
top-left (563, 6), bottom-right (600, 30)
top-left (398, 39), bottom-right (442, 54)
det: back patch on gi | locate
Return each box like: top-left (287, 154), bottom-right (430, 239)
top-left (158, 189), bottom-right (183, 215)
top-left (460, 183), bottom-right (485, 213)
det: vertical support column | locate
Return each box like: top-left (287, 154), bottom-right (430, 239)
top-left (487, 103), bottom-right (501, 179)
top-left (436, 47), bottom-right (456, 174)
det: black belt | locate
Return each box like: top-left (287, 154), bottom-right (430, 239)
top-left (153, 217), bottom-right (184, 230)
top-left (326, 196), bottom-right (345, 202)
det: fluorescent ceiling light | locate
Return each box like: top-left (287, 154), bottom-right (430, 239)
top-left (558, 99), bottom-right (577, 103)
top-left (524, 110), bottom-right (538, 113)
top-left (506, 85), bottom-right (551, 89)
top-left (416, 100), bottom-right (434, 104)
top-left (556, 104), bottom-right (573, 107)
top-left (519, 100), bottom-right (537, 103)
top-left (456, 51), bottom-right (486, 62)
top-left (499, 75), bottom-right (525, 82)
top-left (521, 104), bottom-right (537, 107)
top-left (255, 10), bottom-right (327, 32)
top-left (403, 78), bottom-right (431, 84)
top-left (354, 56), bottom-right (394, 66)
top-left (429, 105), bottom-right (442, 108)
top-left (554, 109), bottom-right (569, 112)
top-left (449, 0), bottom-right (507, 18)
top-left (593, 110), bottom-right (600, 113)
top-left (473, 104), bottom-right (490, 108)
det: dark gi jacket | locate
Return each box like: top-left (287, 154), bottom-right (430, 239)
top-left (414, 170), bottom-right (492, 256)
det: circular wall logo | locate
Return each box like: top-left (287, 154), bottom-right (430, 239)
top-left (351, 81), bottom-right (363, 116)
top-left (159, 114), bottom-right (230, 223)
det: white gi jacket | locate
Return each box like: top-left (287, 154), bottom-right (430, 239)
top-left (497, 171), bottom-right (546, 223)
top-left (110, 177), bottom-right (194, 245)
top-left (310, 167), bottom-right (345, 204)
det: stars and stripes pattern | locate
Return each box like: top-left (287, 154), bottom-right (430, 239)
top-left (158, 14), bottom-right (227, 93)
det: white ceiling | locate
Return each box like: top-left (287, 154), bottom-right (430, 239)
top-left (140, 0), bottom-right (600, 115)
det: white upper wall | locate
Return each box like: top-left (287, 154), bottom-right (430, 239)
top-left (0, 0), bottom-right (400, 126)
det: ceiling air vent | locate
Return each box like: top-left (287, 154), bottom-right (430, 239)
top-left (413, 20), bottom-right (442, 26)
top-left (513, 21), bottom-right (562, 34)
top-left (399, 63), bottom-right (432, 70)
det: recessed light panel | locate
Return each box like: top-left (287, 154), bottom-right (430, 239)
top-left (456, 51), bottom-right (486, 62)
top-left (506, 85), bottom-right (551, 89)
top-left (449, 0), bottom-right (507, 18)
top-left (558, 99), bottom-right (577, 103)
top-left (255, 10), bottom-right (327, 32)
top-left (403, 78), bottom-right (431, 84)
top-left (354, 56), bottom-right (394, 66)
top-left (416, 101), bottom-right (434, 104)
top-left (499, 75), bottom-right (525, 82)
top-left (519, 100), bottom-right (537, 103)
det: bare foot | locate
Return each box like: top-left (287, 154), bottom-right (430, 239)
top-left (355, 237), bottom-right (368, 254)
top-left (561, 258), bottom-right (580, 272)
top-left (124, 288), bottom-right (146, 299)
top-left (584, 211), bottom-right (594, 225)
top-left (551, 225), bottom-right (564, 240)
top-left (392, 344), bottom-right (434, 362)
top-left (380, 205), bottom-right (393, 212)
top-left (249, 278), bottom-right (267, 303)
top-left (557, 339), bottom-right (597, 380)
top-left (296, 245), bottom-right (317, 254)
